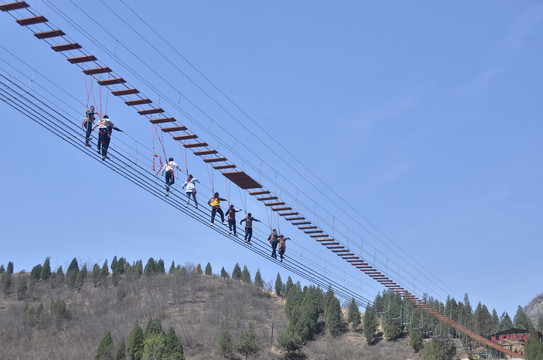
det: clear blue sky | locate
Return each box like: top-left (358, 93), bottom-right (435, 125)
top-left (1, 0), bottom-right (542, 319)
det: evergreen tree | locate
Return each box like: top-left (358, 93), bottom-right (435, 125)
top-left (76, 264), bottom-right (88, 291)
top-left (274, 273), bottom-right (283, 296)
top-left (525, 329), bottom-right (543, 360)
top-left (92, 264), bottom-right (101, 287)
top-left (144, 258), bottom-right (156, 275)
top-left (204, 262), bottom-right (212, 276)
top-left (284, 276), bottom-right (294, 297)
top-left (220, 267), bottom-right (229, 279)
top-left (7, 261), bottom-right (13, 275)
top-left (66, 258), bottom-right (80, 288)
top-left (135, 260), bottom-right (143, 277)
top-left (114, 338), bottom-right (127, 360)
top-left (325, 296), bottom-right (342, 335)
top-left (0, 265), bottom-right (4, 273)
top-left (195, 264), bottom-right (203, 275)
top-left (363, 305), bottom-right (378, 344)
top-left (156, 259), bottom-right (166, 274)
top-left (217, 329), bottom-right (234, 357)
top-left (276, 331), bottom-right (302, 354)
top-left (491, 309), bottom-right (500, 334)
top-left (514, 305), bottom-right (534, 331)
top-left (473, 302), bottom-right (492, 336)
top-left (241, 265), bottom-right (251, 284)
top-left (127, 321), bottom-right (144, 360)
top-left (111, 256), bottom-right (119, 274)
top-left (30, 264), bottom-right (42, 283)
top-left (163, 327), bottom-right (184, 360)
top-left (117, 258), bottom-right (127, 274)
top-left (254, 269), bottom-right (263, 287)
top-left (235, 323), bottom-right (262, 360)
top-left (500, 312), bottom-right (513, 331)
top-left (142, 333), bottom-right (166, 360)
top-left (232, 263), bottom-right (242, 280)
top-left (373, 292), bottom-right (384, 316)
top-left (409, 329), bottom-right (423, 352)
top-left (41, 257), bottom-right (51, 281)
top-left (537, 316), bottom-right (543, 332)
top-left (144, 318), bottom-right (164, 338)
top-left (100, 260), bottom-right (110, 278)
top-left (2, 272), bottom-right (11, 293)
top-left (16, 278), bottom-right (27, 300)
top-left (169, 261), bottom-right (176, 275)
top-left (421, 338), bottom-right (456, 360)
top-left (347, 298), bottom-right (361, 330)
top-left (96, 332), bottom-right (115, 360)
top-left (179, 266), bottom-right (187, 276)
top-left (324, 286), bottom-right (335, 319)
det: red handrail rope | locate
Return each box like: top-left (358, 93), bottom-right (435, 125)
top-left (98, 74), bottom-right (103, 117)
top-left (225, 177), bottom-right (231, 208)
top-left (205, 163), bottom-right (215, 195)
top-left (237, 187), bottom-right (247, 216)
top-left (177, 142), bottom-right (189, 177)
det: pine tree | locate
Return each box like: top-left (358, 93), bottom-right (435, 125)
top-left (179, 266), bottom-right (187, 276)
top-left (195, 264), bottom-right (203, 275)
top-left (325, 296), bottom-right (342, 335)
top-left (205, 262), bottom-right (212, 276)
top-left (232, 263), bottom-right (242, 280)
top-left (363, 305), bottom-right (378, 344)
top-left (114, 338), bottom-right (127, 360)
top-left (235, 323), bottom-right (262, 360)
top-left (276, 331), bottom-right (302, 354)
top-left (525, 329), bottom-right (543, 360)
top-left (91, 264), bottom-right (101, 287)
top-left (117, 258), bottom-right (127, 274)
top-left (127, 321), bottom-right (144, 360)
top-left (500, 312), bottom-right (513, 331)
top-left (514, 305), bottom-right (534, 331)
top-left (163, 327), bottom-right (184, 360)
top-left (284, 276), bottom-right (294, 297)
top-left (0, 265), bottom-right (4, 273)
top-left (7, 261), bottom-right (13, 275)
top-left (217, 329), bottom-right (234, 357)
top-left (409, 329), bottom-right (423, 352)
top-left (274, 273), bottom-right (283, 296)
top-left (142, 333), bottom-right (166, 360)
top-left (169, 261), bottom-right (176, 275)
top-left (2, 272), bottom-right (11, 293)
top-left (66, 258), bottom-right (79, 288)
top-left (241, 266), bottom-right (251, 284)
top-left (76, 264), bottom-right (88, 291)
top-left (100, 260), bottom-right (110, 278)
top-left (347, 298), bottom-right (361, 330)
top-left (491, 309), bottom-right (500, 334)
top-left (421, 338), bottom-right (456, 360)
top-left (156, 259), bottom-right (166, 274)
top-left (145, 318), bottom-right (164, 338)
top-left (111, 256), bottom-right (119, 275)
top-left (134, 260), bottom-right (143, 277)
top-left (144, 258), bottom-right (156, 275)
top-left (254, 269), bottom-right (263, 287)
top-left (41, 257), bottom-right (51, 281)
top-left (96, 331), bottom-right (115, 360)
top-left (30, 264), bottom-right (42, 283)
top-left (220, 267), bottom-right (229, 279)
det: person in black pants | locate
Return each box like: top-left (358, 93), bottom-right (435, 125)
top-left (160, 158), bottom-right (180, 196)
top-left (278, 235), bottom-right (290, 262)
top-left (83, 105), bottom-right (96, 147)
top-left (268, 229), bottom-right (279, 259)
top-left (92, 115), bottom-right (122, 160)
top-left (240, 213), bottom-right (260, 243)
top-left (225, 205), bottom-right (242, 236)
top-left (208, 192), bottom-right (227, 226)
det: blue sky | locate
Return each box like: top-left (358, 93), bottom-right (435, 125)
top-left (1, 0), bottom-right (542, 318)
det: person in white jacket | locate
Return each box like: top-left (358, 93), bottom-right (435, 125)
top-left (160, 158), bottom-right (180, 196)
top-left (182, 174), bottom-right (200, 208)
top-left (91, 115), bottom-right (122, 160)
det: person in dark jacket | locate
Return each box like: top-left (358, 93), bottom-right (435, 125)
top-left (92, 115), bottom-right (122, 160)
top-left (83, 105), bottom-right (97, 147)
top-left (278, 235), bottom-right (290, 262)
top-left (208, 192), bottom-right (227, 226)
top-left (240, 213), bottom-right (261, 243)
top-left (268, 229), bottom-right (279, 259)
top-left (225, 205), bottom-right (242, 236)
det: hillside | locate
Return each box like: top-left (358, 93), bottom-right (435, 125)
top-left (525, 293), bottom-right (543, 327)
top-left (0, 268), bottom-right (425, 360)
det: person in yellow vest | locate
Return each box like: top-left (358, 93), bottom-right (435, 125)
top-left (208, 192), bottom-right (227, 226)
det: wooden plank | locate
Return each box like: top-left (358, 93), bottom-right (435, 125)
top-left (279, 212), bottom-right (298, 216)
top-left (174, 134), bottom-right (198, 141)
top-left (16, 15), bottom-right (47, 26)
top-left (34, 29), bottom-right (65, 39)
top-left (203, 157), bottom-right (227, 163)
top-left (111, 88), bottom-right (139, 96)
top-left (304, 230), bottom-right (322, 234)
top-left (285, 217), bottom-right (304, 221)
top-left (213, 164), bottom-right (236, 169)
top-left (67, 55), bottom-right (97, 64)
top-left (310, 234), bottom-right (329, 238)
top-left (51, 43), bottom-right (82, 52)
top-left (264, 202), bottom-right (285, 207)
top-left (272, 207), bottom-right (292, 212)
top-left (83, 66), bottom-right (112, 75)
top-left (222, 171), bottom-right (262, 190)
top-left (193, 150), bottom-right (217, 156)
top-left (151, 118), bottom-right (178, 125)
top-left (125, 98), bottom-right (152, 106)
top-left (183, 142), bottom-right (207, 148)
top-left (327, 246), bottom-right (344, 250)
top-left (98, 78), bottom-right (126, 86)
top-left (161, 126), bottom-right (188, 132)
top-left (256, 196), bottom-right (278, 201)
top-left (0, 1), bottom-right (29, 11)
top-left (292, 221), bottom-right (311, 225)
top-left (249, 190), bottom-right (269, 195)
top-left (299, 226), bottom-right (317, 230)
